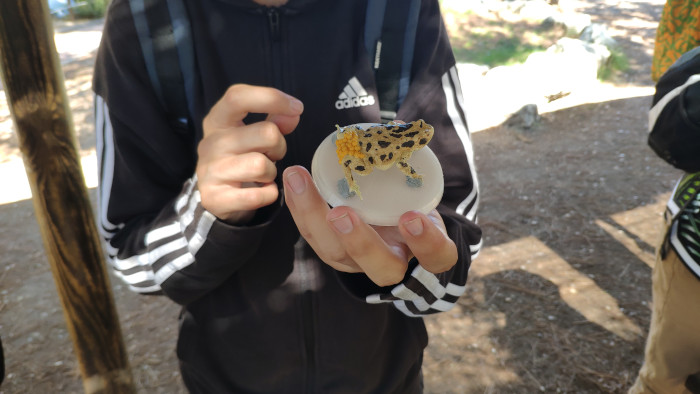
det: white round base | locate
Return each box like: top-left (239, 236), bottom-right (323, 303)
top-left (310, 124), bottom-right (444, 226)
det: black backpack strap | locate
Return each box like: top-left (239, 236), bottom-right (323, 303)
top-left (129, 0), bottom-right (194, 133)
top-left (365, 0), bottom-right (421, 122)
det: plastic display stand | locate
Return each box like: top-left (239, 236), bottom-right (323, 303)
top-left (310, 123), bottom-right (444, 226)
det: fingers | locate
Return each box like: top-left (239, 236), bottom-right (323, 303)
top-left (204, 84), bottom-right (303, 134)
top-left (199, 121), bottom-right (288, 162)
top-left (283, 166), bottom-right (457, 285)
top-left (199, 182), bottom-right (280, 214)
top-left (267, 113), bottom-right (301, 135)
top-left (283, 166), bottom-right (362, 273)
top-left (327, 207), bottom-right (409, 287)
top-left (398, 210), bottom-right (458, 274)
top-left (196, 85), bottom-right (302, 223)
top-left (200, 152), bottom-right (278, 185)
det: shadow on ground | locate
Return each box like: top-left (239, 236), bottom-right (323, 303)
top-left (422, 94), bottom-right (682, 393)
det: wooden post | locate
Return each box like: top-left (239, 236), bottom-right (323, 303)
top-left (0, 1), bottom-right (135, 393)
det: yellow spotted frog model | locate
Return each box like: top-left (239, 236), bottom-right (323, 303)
top-left (334, 120), bottom-right (434, 199)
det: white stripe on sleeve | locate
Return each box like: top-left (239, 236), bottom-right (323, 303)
top-left (442, 67), bottom-right (480, 222)
top-left (95, 98), bottom-right (216, 292)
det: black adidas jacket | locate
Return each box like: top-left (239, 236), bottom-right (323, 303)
top-left (93, 0), bottom-right (482, 392)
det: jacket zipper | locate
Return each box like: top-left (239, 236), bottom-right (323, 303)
top-left (267, 8), bottom-right (315, 392)
top-left (267, 8), bottom-right (283, 87)
top-left (301, 290), bottom-right (316, 393)
top-left (266, 7), bottom-right (297, 169)
top-left (267, 8), bottom-right (281, 41)
top-left (296, 245), bottom-right (317, 393)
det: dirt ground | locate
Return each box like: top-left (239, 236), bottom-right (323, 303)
top-left (0, 1), bottom-right (683, 393)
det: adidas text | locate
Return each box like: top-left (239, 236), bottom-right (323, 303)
top-left (335, 95), bottom-right (375, 109)
top-left (336, 77), bottom-right (375, 110)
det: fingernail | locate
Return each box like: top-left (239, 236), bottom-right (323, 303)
top-left (330, 213), bottom-right (353, 234)
top-left (286, 171), bottom-right (306, 194)
top-left (404, 218), bottom-right (424, 236)
top-left (290, 99), bottom-right (303, 113)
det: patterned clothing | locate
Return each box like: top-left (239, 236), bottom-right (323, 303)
top-left (652, 0), bottom-right (700, 81)
top-left (667, 172), bottom-right (700, 277)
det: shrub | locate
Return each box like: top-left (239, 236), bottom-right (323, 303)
top-left (71, 0), bottom-right (110, 19)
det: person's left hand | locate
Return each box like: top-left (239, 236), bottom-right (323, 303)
top-left (282, 165), bottom-right (458, 287)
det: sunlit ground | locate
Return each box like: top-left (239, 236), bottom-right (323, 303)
top-left (0, 18), bottom-right (102, 204)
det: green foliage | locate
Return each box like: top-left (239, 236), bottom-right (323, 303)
top-left (71, 0), bottom-right (110, 19)
top-left (452, 34), bottom-right (547, 67)
top-left (597, 46), bottom-right (629, 81)
top-left (443, 7), bottom-right (564, 68)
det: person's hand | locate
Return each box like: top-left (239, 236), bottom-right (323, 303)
top-left (197, 84), bottom-right (304, 224)
top-left (283, 166), bottom-right (458, 287)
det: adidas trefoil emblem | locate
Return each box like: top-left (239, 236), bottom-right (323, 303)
top-left (335, 77), bottom-right (376, 110)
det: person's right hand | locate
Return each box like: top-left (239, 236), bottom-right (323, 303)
top-left (197, 84), bottom-right (304, 224)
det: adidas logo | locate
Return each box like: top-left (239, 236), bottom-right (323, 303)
top-left (335, 77), bottom-right (376, 110)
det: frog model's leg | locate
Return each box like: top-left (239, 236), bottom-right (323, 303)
top-left (396, 152), bottom-right (421, 180)
top-left (341, 158), bottom-right (363, 199)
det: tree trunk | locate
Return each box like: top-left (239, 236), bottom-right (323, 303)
top-left (0, 1), bottom-right (135, 392)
